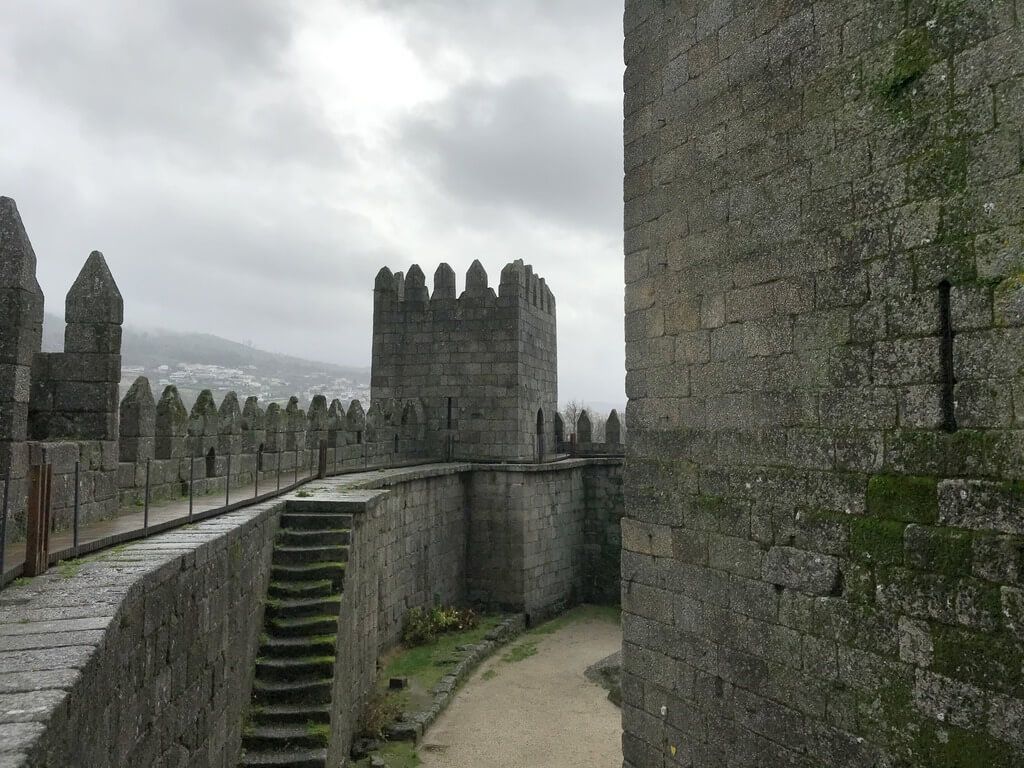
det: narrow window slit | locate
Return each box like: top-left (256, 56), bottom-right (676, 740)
top-left (938, 281), bottom-right (957, 433)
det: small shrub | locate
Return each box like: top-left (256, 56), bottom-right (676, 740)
top-left (356, 689), bottom-right (403, 740)
top-left (400, 606), bottom-right (478, 647)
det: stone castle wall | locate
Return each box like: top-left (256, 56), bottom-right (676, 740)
top-left (623, 2), bottom-right (1024, 766)
top-left (1, 460), bottom-right (624, 768)
top-left (0, 500), bottom-right (278, 766)
top-left (371, 260), bottom-right (557, 462)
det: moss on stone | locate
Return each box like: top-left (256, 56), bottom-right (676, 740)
top-left (905, 526), bottom-right (972, 576)
top-left (841, 561), bottom-right (876, 603)
top-left (867, 475), bottom-right (939, 524)
top-left (851, 518), bottom-right (907, 566)
top-left (873, 27), bottom-right (934, 117)
top-left (910, 137), bottom-right (969, 197)
top-left (931, 625), bottom-right (1022, 693)
top-left (917, 720), bottom-right (1020, 767)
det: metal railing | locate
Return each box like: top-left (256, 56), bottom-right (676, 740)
top-left (0, 445), bottom-right (337, 589)
top-left (0, 436), bottom-right (457, 590)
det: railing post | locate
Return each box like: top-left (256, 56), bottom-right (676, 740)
top-left (73, 460), bottom-right (80, 555)
top-left (0, 477), bottom-right (8, 581)
top-left (225, 454), bottom-right (231, 506)
top-left (276, 451), bottom-right (281, 491)
top-left (318, 440), bottom-right (327, 479)
top-left (24, 463), bottom-right (53, 577)
top-left (255, 451), bottom-right (260, 498)
top-left (188, 457), bottom-right (194, 524)
top-left (144, 458), bottom-right (151, 534)
top-left (294, 446), bottom-right (298, 484)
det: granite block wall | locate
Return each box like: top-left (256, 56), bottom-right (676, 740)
top-left (466, 460), bottom-right (625, 619)
top-left (0, 501), bottom-right (278, 767)
top-left (623, 1), bottom-right (1024, 766)
top-left (583, 461), bottom-right (626, 605)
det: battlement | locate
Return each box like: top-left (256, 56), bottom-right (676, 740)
top-left (372, 260), bottom-right (558, 462)
top-left (373, 259), bottom-right (556, 317)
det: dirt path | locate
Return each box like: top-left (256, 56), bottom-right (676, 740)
top-left (418, 610), bottom-right (622, 768)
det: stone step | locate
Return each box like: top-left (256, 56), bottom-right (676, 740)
top-left (252, 678), bottom-right (332, 706)
top-left (266, 595), bottom-right (342, 621)
top-left (242, 725), bottom-right (329, 752)
top-left (260, 635), bottom-right (337, 660)
top-left (268, 579), bottom-right (334, 600)
top-left (280, 511), bottom-right (353, 530)
top-left (238, 748), bottom-right (327, 768)
top-left (277, 528), bottom-right (351, 547)
top-left (286, 498), bottom-right (365, 514)
top-left (267, 614), bottom-right (338, 638)
top-left (256, 656), bottom-right (335, 683)
top-left (272, 545), bottom-right (349, 567)
top-left (271, 562), bottom-right (346, 586)
top-left (249, 704), bottom-right (331, 727)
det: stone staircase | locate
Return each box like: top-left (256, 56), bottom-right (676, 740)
top-left (239, 502), bottom-right (352, 768)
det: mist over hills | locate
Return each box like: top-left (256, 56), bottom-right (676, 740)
top-left (42, 313), bottom-right (370, 408)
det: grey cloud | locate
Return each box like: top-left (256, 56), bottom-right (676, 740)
top-left (4, 0), bottom-right (346, 171)
top-left (401, 77), bottom-right (622, 231)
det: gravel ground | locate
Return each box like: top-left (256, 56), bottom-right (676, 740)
top-left (418, 612), bottom-right (622, 768)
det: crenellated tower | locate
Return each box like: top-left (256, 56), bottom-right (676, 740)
top-left (371, 259), bottom-right (557, 462)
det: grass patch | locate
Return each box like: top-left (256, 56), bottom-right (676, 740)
top-left (295, 490), bottom-right (314, 498)
top-left (383, 615), bottom-right (501, 693)
top-left (56, 560), bottom-right (82, 579)
top-left (501, 641), bottom-right (539, 663)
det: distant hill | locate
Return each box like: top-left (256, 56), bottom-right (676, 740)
top-left (42, 313), bottom-right (370, 407)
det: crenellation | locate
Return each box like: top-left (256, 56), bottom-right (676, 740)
top-left (118, 376), bottom-right (155, 463)
top-left (433, 262), bottom-right (457, 300)
top-left (217, 391), bottom-right (243, 460)
top-left (404, 264), bottom-right (429, 303)
top-left (155, 385), bottom-right (188, 459)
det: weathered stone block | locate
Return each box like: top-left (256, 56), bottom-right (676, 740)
top-left (762, 546), bottom-right (839, 596)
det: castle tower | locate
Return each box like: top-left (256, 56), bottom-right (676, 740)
top-left (371, 259), bottom-right (557, 462)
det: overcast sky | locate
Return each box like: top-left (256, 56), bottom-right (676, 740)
top-left (0, 0), bottom-right (625, 406)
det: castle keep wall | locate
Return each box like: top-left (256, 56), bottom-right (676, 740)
top-left (623, 2), bottom-right (1024, 766)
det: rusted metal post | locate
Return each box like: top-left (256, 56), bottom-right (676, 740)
top-left (73, 460), bottom-right (80, 554)
top-left (255, 450), bottom-right (260, 498)
top-left (24, 463), bottom-right (53, 577)
top-left (318, 441), bottom-right (327, 479)
top-left (225, 453), bottom-right (231, 506)
top-left (188, 457), bottom-right (194, 523)
top-left (293, 446), bottom-right (298, 484)
top-left (276, 451), bottom-right (282, 491)
top-left (0, 477), bottom-right (9, 580)
top-left (143, 458), bottom-right (151, 534)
